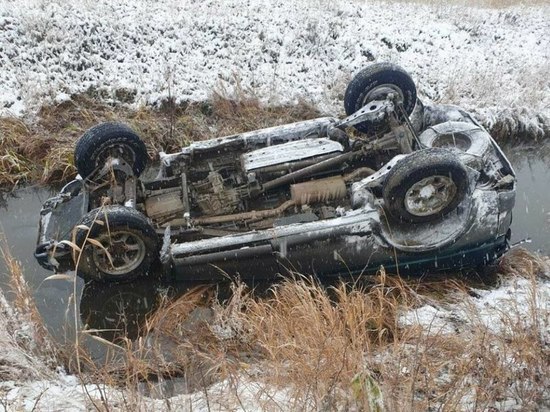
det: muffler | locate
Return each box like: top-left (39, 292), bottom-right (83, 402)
top-left (290, 176), bottom-right (347, 205)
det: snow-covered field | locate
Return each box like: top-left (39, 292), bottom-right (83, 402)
top-left (1, 0), bottom-right (549, 135)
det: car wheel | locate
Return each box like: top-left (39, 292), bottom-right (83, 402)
top-left (74, 122), bottom-right (148, 179)
top-left (383, 148), bottom-right (469, 223)
top-left (344, 62), bottom-right (417, 134)
top-left (418, 121), bottom-right (492, 157)
top-left (74, 205), bottom-right (158, 282)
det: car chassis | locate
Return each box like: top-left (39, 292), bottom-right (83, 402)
top-left (35, 63), bottom-right (516, 282)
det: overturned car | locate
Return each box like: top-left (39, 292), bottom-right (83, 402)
top-left (35, 63), bottom-right (516, 282)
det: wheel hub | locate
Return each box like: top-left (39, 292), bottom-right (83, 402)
top-left (362, 84), bottom-right (404, 107)
top-left (405, 175), bottom-right (457, 217)
top-left (91, 230), bottom-right (146, 276)
top-left (96, 144), bottom-right (136, 171)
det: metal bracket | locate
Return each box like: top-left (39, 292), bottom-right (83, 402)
top-left (334, 99), bottom-right (391, 129)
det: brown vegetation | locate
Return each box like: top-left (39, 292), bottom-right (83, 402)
top-left (1, 235), bottom-right (549, 410)
top-left (0, 92), bottom-right (320, 190)
top-left (1, 87), bottom-right (548, 408)
top-left (0, 240), bottom-right (59, 381)
top-left (2, 87), bottom-right (547, 192)
top-left (77, 249), bottom-right (550, 410)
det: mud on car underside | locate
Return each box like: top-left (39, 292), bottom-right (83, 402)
top-left (35, 63), bottom-right (516, 283)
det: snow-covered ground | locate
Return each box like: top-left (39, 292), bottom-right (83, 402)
top-left (1, 0), bottom-right (549, 135)
top-left (400, 273), bottom-right (550, 337)
top-left (1, 373), bottom-right (295, 411)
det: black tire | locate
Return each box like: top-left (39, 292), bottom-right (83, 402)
top-left (344, 63), bottom-right (417, 134)
top-left (383, 148), bottom-right (469, 223)
top-left (74, 205), bottom-right (159, 282)
top-left (74, 122), bottom-right (148, 179)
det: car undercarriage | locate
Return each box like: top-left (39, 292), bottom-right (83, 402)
top-left (35, 63), bottom-right (516, 283)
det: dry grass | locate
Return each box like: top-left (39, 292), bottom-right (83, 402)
top-left (0, 118), bottom-right (34, 187)
top-left (2, 82), bottom-right (546, 191)
top-left (375, 250), bottom-right (549, 411)
top-left (0, 91), bottom-right (320, 190)
top-left (0, 238), bottom-right (60, 378)
top-left (138, 250), bottom-right (547, 410)
top-left (70, 250), bottom-right (543, 410)
top-left (226, 274), bottom-right (410, 404)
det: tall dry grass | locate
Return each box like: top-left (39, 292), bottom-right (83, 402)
top-left (376, 250), bottom-right (549, 411)
top-left (0, 238), bottom-right (60, 379)
top-left (1, 216), bottom-right (548, 411)
top-left (0, 91), bottom-right (320, 190)
top-left (111, 251), bottom-right (545, 410)
top-left (147, 250), bottom-right (548, 410)
top-left (2, 80), bottom-right (546, 191)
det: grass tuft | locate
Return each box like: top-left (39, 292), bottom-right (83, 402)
top-left (0, 237), bottom-right (61, 378)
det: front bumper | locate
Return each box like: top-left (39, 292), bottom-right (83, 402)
top-left (35, 179), bottom-right (88, 271)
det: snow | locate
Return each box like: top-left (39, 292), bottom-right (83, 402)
top-left (397, 264), bottom-right (550, 411)
top-left (0, 0), bottom-right (548, 137)
top-left (400, 272), bottom-right (550, 340)
top-left (0, 374), bottom-right (295, 411)
top-left (2, 264), bottom-right (549, 411)
top-left (0, 293), bottom-right (54, 382)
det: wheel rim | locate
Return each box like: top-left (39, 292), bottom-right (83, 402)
top-left (432, 133), bottom-right (472, 151)
top-left (404, 175), bottom-right (457, 217)
top-left (361, 84), bottom-right (404, 107)
top-left (91, 230), bottom-right (146, 276)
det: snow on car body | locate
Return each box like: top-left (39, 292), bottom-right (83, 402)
top-left (34, 63), bottom-right (516, 282)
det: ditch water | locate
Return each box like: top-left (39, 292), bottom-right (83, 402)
top-left (0, 142), bottom-right (549, 350)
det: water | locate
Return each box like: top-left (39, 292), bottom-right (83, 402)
top-left (0, 142), bottom-right (549, 346)
top-left (501, 142), bottom-right (550, 254)
top-left (0, 188), bottom-right (81, 340)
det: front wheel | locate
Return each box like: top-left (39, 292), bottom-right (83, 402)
top-left (74, 122), bottom-right (148, 179)
top-left (344, 63), bottom-right (417, 134)
top-left (382, 148), bottom-right (469, 223)
top-left (74, 206), bottom-right (159, 282)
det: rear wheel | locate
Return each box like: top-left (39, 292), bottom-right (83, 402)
top-left (383, 148), bottom-right (469, 223)
top-left (344, 63), bottom-right (417, 134)
top-left (74, 206), bottom-right (158, 282)
top-left (74, 122), bottom-right (148, 179)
